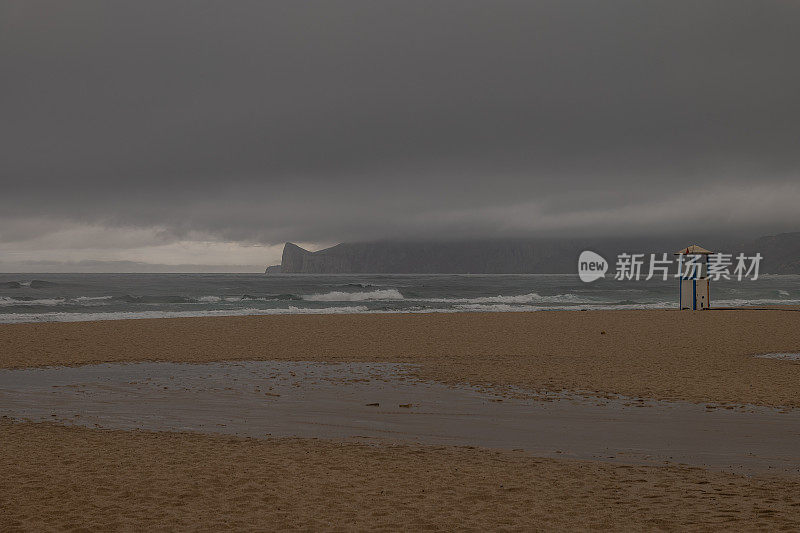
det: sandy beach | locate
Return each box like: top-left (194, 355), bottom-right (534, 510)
top-left (3, 420), bottom-right (800, 531)
top-left (2, 309), bottom-right (800, 406)
top-left (3, 309), bottom-right (800, 531)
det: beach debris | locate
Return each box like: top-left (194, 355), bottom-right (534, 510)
top-left (601, 330), bottom-right (606, 335)
top-left (365, 402), bottom-right (380, 407)
top-left (399, 403), bottom-right (413, 408)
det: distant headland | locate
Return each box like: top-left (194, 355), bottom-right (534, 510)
top-left (266, 232), bottom-right (800, 274)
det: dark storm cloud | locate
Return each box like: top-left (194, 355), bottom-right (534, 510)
top-left (2, 0), bottom-right (799, 247)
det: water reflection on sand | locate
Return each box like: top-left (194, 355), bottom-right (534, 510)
top-left (1, 361), bottom-right (799, 475)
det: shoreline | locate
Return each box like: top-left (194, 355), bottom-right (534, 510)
top-left (3, 303), bottom-right (800, 326)
top-left (2, 309), bottom-right (800, 407)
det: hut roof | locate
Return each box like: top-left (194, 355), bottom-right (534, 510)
top-left (674, 244), bottom-right (713, 255)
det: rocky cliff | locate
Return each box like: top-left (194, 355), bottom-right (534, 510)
top-left (270, 233), bottom-right (800, 274)
top-left (274, 239), bottom-right (662, 274)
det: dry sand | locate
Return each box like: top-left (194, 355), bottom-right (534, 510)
top-left (2, 309), bottom-right (800, 406)
top-left (2, 420), bottom-right (800, 532)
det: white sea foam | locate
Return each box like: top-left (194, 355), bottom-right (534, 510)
top-left (589, 301), bottom-right (677, 310)
top-left (453, 303), bottom-right (550, 312)
top-left (0, 296), bottom-right (116, 307)
top-left (0, 297), bottom-right (731, 323)
top-left (197, 296), bottom-right (222, 303)
top-left (453, 301), bottom-right (677, 312)
top-left (303, 289), bottom-right (405, 301)
top-left (0, 297), bottom-right (66, 307)
top-left (714, 298), bottom-right (800, 307)
top-left (302, 290), bottom-right (593, 304)
top-left (0, 306), bottom-right (372, 324)
top-left (421, 292), bottom-right (589, 304)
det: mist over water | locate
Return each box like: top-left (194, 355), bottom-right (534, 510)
top-left (1, 273), bottom-right (799, 324)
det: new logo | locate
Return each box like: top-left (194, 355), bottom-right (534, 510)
top-left (578, 250), bottom-right (607, 283)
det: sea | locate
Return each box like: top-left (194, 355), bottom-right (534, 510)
top-left (1, 273), bottom-right (799, 324)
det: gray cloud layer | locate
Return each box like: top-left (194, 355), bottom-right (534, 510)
top-left (2, 0), bottom-right (799, 257)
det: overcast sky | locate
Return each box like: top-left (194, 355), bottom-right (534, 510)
top-left (2, 1), bottom-right (799, 271)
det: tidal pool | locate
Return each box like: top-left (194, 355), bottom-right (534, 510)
top-left (1, 361), bottom-right (798, 475)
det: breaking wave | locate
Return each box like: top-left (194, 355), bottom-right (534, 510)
top-left (3, 272), bottom-right (799, 323)
top-left (240, 294), bottom-right (302, 301)
top-left (714, 298), bottom-right (800, 307)
top-left (300, 290), bottom-right (591, 304)
top-left (452, 301), bottom-right (677, 312)
top-left (0, 302), bottom-right (676, 323)
top-left (303, 289), bottom-right (405, 302)
top-left (0, 306), bottom-right (372, 324)
top-left (0, 293), bottom-right (313, 306)
top-left (0, 280), bottom-right (59, 288)
top-left (419, 292), bottom-right (589, 304)
top-left (0, 296), bottom-right (66, 307)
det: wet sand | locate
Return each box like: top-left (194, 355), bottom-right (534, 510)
top-left (2, 309), bottom-right (800, 406)
top-left (2, 361), bottom-right (799, 474)
top-left (2, 420), bottom-right (799, 531)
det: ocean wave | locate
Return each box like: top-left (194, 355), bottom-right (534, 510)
top-left (714, 298), bottom-right (800, 307)
top-left (112, 295), bottom-right (198, 304)
top-left (240, 294), bottom-right (302, 301)
top-left (453, 301), bottom-right (677, 312)
top-left (0, 295), bottom-right (111, 307)
top-left (0, 293), bottom-right (314, 306)
top-left (3, 291), bottom-right (790, 311)
top-left (0, 306), bottom-right (372, 324)
top-left (452, 303), bottom-right (549, 312)
top-left (418, 292), bottom-right (590, 304)
top-left (0, 296), bottom-right (66, 307)
top-left (591, 301), bottom-right (677, 310)
top-left (303, 289), bottom-right (405, 301)
top-left (471, 292), bottom-right (587, 304)
top-left (299, 290), bottom-right (593, 304)
top-left (4, 280), bottom-right (58, 288)
top-left (0, 299), bottom-right (692, 323)
top-left (29, 280), bottom-right (56, 288)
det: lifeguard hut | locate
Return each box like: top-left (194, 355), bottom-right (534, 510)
top-left (675, 244), bottom-right (712, 310)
